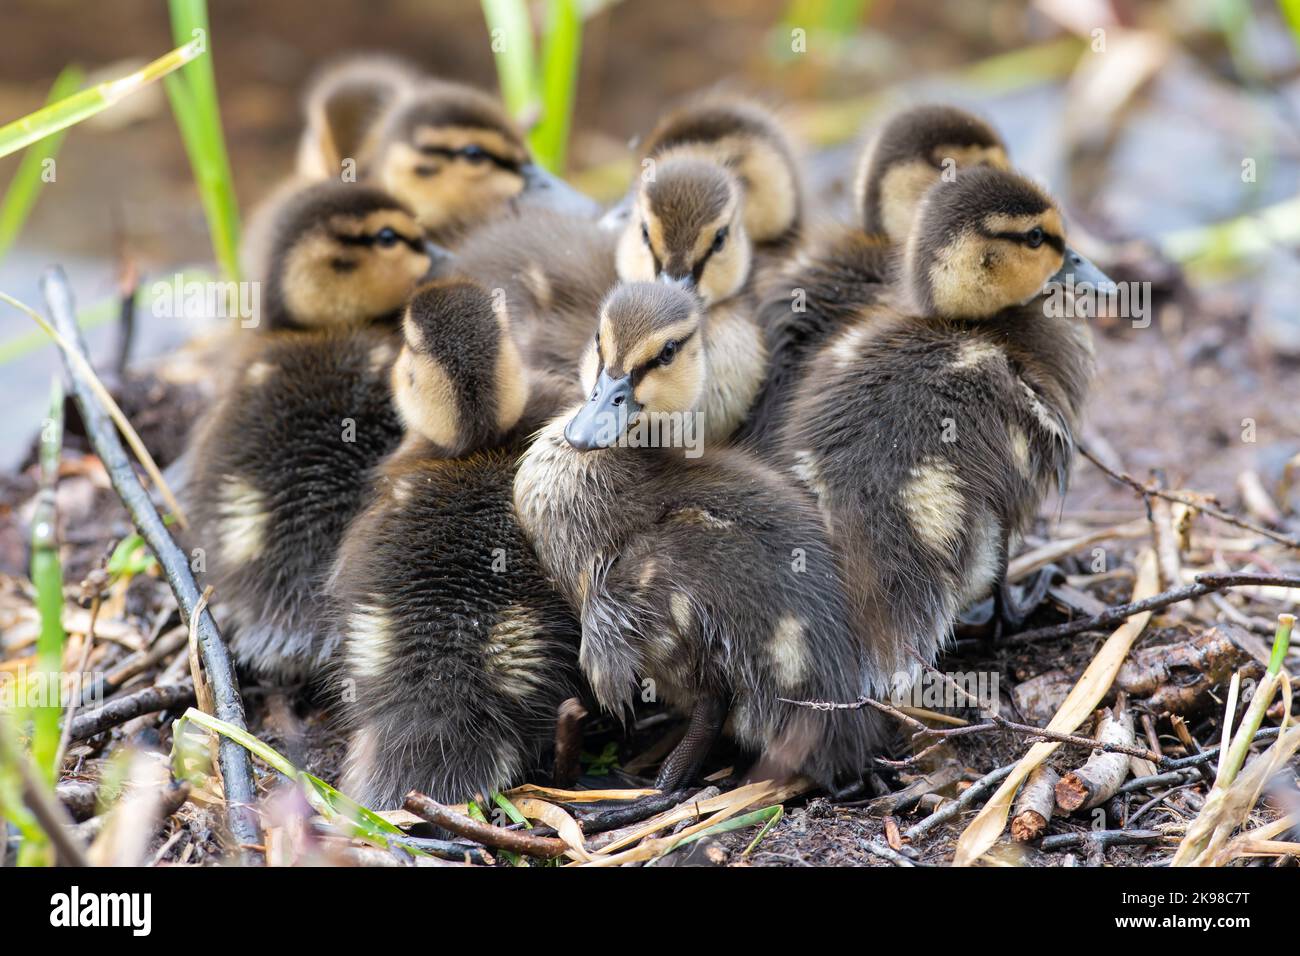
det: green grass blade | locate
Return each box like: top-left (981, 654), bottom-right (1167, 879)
top-left (661, 804), bottom-right (784, 859)
top-left (27, 376), bottom-right (66, 785)
top-left (1279, 1), bottom-right (1300, 52)
top-left (532, 0), bottom-right (583, 172)
top-left (174, 708), bottom-right (421, 855)
top-left (164, 0), bottom-right (241, 281)
top-left (482, 0), bottom-right (538, 120)
top-left (0, 39), bottom-right (203, 158)
top-left (0, 66), bottom-right (84, 261)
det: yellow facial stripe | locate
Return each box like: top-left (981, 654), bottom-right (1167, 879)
top-left (621, 318), bottom-right (698, 373)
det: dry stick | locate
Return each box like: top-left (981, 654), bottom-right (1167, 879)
top-left (905, 762), bottom-right (1018, 843)
top-left (403, 791), bottom-right (568, 858)
top-left (1039, 829), bottom-right (1168, 852)
top-left (1008, 572), bottom-right (1300, 645)
top-left (66, 678), bottom-right (196, 742)
top-left (1011, 765), bottom-right (1059, 842)
top-left (1079, 443), bottom-right (1300, 550)
top-left (41, 267), bottom-right (262, 860)
top-left (1055, 699), bottom-right (1136, 812)
top-left (55, 594), bottom-right (100, 767)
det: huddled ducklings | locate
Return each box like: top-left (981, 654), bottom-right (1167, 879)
top-left (330, 279), bottom-right (579, 808)
top-left (776, 166), bottom-right (1101, 687)
top-left (514, 282), bottom-right (879, 793)
top-left (185, 183), bottom-right (434, 682)
top-left (743, 104), bottom-right (1009, 449)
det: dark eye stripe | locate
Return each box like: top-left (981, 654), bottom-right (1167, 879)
top-left (987, 229), bottom-right (1065, 254)
top-left (632, 328), bottom-right (697, 382)
top-left (334, 231), bottom-right (425, 253)
top-left (418, 143), bottom-right (520, 173)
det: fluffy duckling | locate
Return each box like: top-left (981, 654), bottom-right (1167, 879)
top-left (743, 104), bottom-right (1009, 450)
top-left (369, 79), bottom-right (599, 240)
top-left (294, 53), bottom-right (425, 181)
top-left (514, 282), bottom-right (879, 794)
top-left (331, 279), bottom-right (579, 808)
top-left (633, 93), bottom-right (804, 250)
top-left (450, 207), bottom-right (618, 390)
top-left (185, 183), bottom-right (435, 682)
top-left (776, 166), bottom-right (1103, 686)
top-left (613, 156), bottom-right (767, 442)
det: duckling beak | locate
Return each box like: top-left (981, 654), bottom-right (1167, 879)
top-left (564, 370), bottom-right (642, 451)
top-left (422, 240), bottom-right (455, 279)
top-left (1049, 246), bottom-right (1112, 290)
top-left (520, 162), bottom-right (603, 220)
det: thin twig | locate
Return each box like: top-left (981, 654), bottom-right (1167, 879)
top-left (66, 678), bottom-right (196, 742)
top-left (1079, 443), bottom-right (1300, 550)
top-left (40, 267), bottom-right (261, 860)
top-left (403, 791), bottom-right (569, 858)
top-left (1009, 572), bottom-right (1300, 645)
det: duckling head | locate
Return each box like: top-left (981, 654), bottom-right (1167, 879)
top-left (616, 156), bottom-right (750, 307)
top-left (903, 166), bottom-right (1110, 321)
top-left (267, 182), bottom-right (437, 329)
top-left (391, 277), bottom-right (530, 456)
top-left (565, 282), bottom-right (704, 451)
top-left (374, 81), bottom-right (532, 234)
top-left (855, 104), bottom-right (1009, 244)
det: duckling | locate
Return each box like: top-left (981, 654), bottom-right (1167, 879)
top-left (294, 53), bottom-right (426, 181)
top-left (185, 183), bottom-right (435, 682)
top-left (514, 282), bottom-right (880, 794)
top-left (613, 155), bottom-right (767, 442)
top-left (632, 93), bottom-right (804, 251)
top-left (775, 166), bottom-right (1103, 686)
top-left (331, 279), bottom-right (579, 808)
top-left (742, 104), bottom-right (1010, 450)
top-left (368, 79), bottom-right (599, 241)
top-left (449, 206), bottom-right (618, 390)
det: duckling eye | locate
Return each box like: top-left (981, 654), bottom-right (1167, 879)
top-left (374, 227), bottom-right (400, 248)
top-left (711, 225), bottom-right (729, 253)
top-left (1025, 227), bottom-right (1045, 249)
top-left (461, 144), bottom-right (487, 164)
top-left (658, 339), bottom-right (679, 364)
top-left (641, 222), bottom-right (651, 247)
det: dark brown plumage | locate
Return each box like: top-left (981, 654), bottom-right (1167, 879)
top-left (775, 166), bottom-right (1095, 684)
top-left (741, 104), bottom-right (1010, 450)
top-left (514, 282), bottom-right (880, 794)
top-left (184, 183), bottom-right (432, 681)
top-left (330, 279), bottom-right (580, 807)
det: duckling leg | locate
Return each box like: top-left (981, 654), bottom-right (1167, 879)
top-left (992, 565), bottom-right (1061, 638)
top-left (654, 696), bottom-right (727, 792)
top-left (551, 697), bottom-right (588, 789)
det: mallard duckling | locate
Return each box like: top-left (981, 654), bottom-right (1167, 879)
top-left (633, 93), bottom-right (804, 250)
top-left (331, 279), bottom-right (579, 808)
top-left (450, 207), bottom-right (618, 389)
top-left (294, 53), bottom-right (426, 181)
top-left (743, 104), bottom-right (1009, 449)
top-left (776, 166), bottom-right (1103, 685)
top-left (514, 282), bottom-right (879, 793)
top-left (186, 183), bottom-right (435, 681)
top-left (613, 156), bottom-right (767, 441)
top-left (369, 79), bottom-right (599, 240)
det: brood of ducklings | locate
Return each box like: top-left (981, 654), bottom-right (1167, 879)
top-left (331, 280), bottom-right (579, 808)
top-left (743, 104), bottom-right (1009, 450)
top-left (185, 183), bottom-right (434, 682)
top-left (776, 166), bottom-right (1103, 687)
top-left (514, 283), bottom-right (879, 793)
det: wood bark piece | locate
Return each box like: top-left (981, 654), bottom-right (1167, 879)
top-left (41, 267), bottom-right (262, 860)
top-left (1011, 765), bottom-right (1059, 841)
top-left (1055, 699), bottom-right (1136, 812)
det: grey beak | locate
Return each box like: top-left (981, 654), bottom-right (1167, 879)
top-left (520, 162), bottom-right (603, 220)
top-left (422, 240), bottom-right (455, 279)
top-left (1050, 246), bottom-right (1113, 290)
top-left (659, 272), bottom-right (695, 292)
top-left (564, 369), bottom-right (641, 451)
